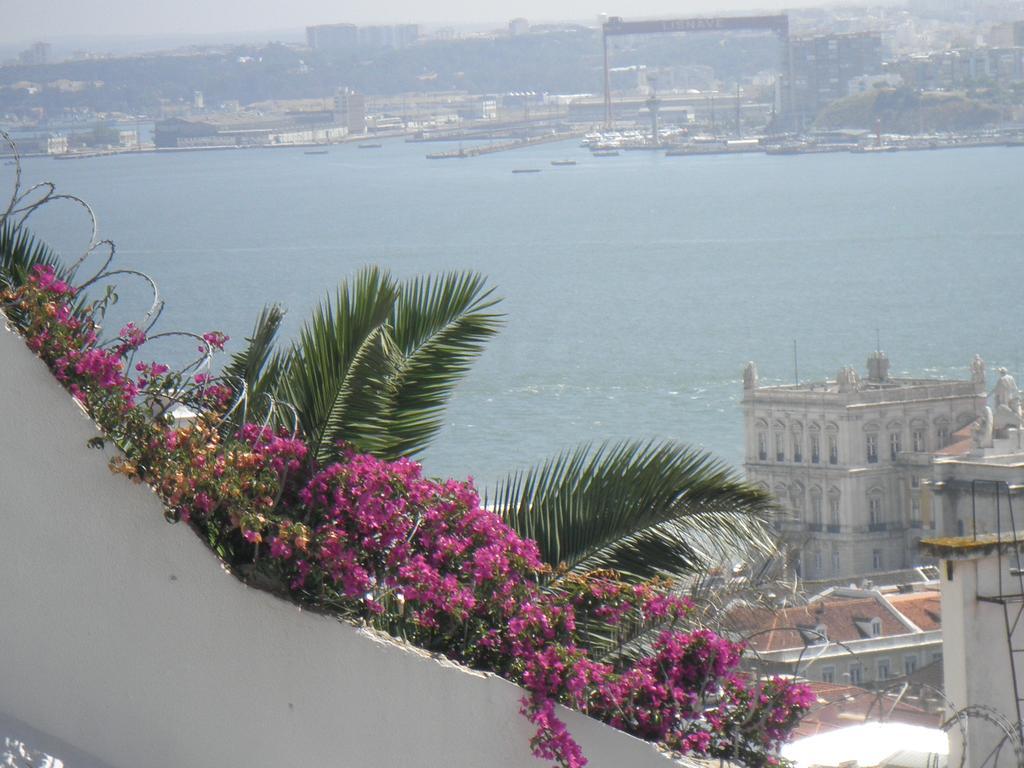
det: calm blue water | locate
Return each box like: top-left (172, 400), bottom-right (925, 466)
top-left (6, 140), bottom-right (1024, 488)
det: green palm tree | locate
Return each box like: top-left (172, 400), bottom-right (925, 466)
top-left (221, 266), bottom-right (503, 464)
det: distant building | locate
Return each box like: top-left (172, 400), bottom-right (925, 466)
top-left (46, 135), bottom-right (67, 155)
top-left (307, 23), bottom-right (359, 53)
top-left (335, 88), bottom-right (366, 134)
top-left (891, 47), bottom-right (1024, 90)
top-left (18, 42), bottom-right (51, 66)
top-left (154, 118), bottom-right (226, 148)
top-left (118, 130), bottom-right (139, 149)
top-left (742, 352), bottom-right (984, 581)
top-left (786, 32), bottom-right (884, 127)
top-left (358, 24), bottom-right (419, 49)
top-left (306, 23), bottom-right (418, 52)
top-left (508, 18), bottom-right (530, 36)
top-left (192, 91), bottom-right (204, 110)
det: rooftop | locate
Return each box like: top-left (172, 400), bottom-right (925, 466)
top-left (726, 589), bottom-right (940, 653)
top-left (743, 352), bottom-right (982, 405)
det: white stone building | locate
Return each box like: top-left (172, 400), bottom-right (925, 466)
top-left (743, 352), bottom-right (984, 581)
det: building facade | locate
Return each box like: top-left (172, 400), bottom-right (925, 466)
top-left (335, 88), bottom-right (367, 134)
top-left (786, 32), bottom-right (884, 127)
top-left (743, 352), bottom-right (984, 581)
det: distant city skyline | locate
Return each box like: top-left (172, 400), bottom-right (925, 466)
top-left (3, 0), bottom-right (844, 47)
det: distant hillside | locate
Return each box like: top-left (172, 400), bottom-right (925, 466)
top-left (814, 88), bottom-right (1001, 133)
top-left (0, 32), bottom-right (780, 116)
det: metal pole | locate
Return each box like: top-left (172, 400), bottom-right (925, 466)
top-left (603, 30), bottom-right (612, 130)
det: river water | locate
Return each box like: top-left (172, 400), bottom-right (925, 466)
top-left (7, 139), bottom-right (1023, 488)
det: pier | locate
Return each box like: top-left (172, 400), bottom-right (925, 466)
top-left (425, 130), bottom-right (583, 159)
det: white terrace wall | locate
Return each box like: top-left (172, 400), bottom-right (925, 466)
top-left (0, 321), bottom-right (673, 768)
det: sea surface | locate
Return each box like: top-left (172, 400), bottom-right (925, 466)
top-left (5, 139), bottom-right (1023, 489)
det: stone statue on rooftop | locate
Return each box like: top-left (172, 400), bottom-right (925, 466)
top-left (837, 366), bottom-right (859, 393)
top-left (972, 406), bottom-right (993, 450)
top-left (971, 354), bottom-right (986, 389)
top-left (992, 367), bottom-right (1022, 435)
top-left (743, 361), bottom-right (758, 390)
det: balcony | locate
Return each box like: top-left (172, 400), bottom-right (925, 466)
top-left (868, 523), bottom-right (887, 532)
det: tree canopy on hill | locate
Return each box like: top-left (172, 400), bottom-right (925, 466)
top-left (814, 87), bottom-right (1001, 133)
top-left (0, 32), bottom-right (780, 116)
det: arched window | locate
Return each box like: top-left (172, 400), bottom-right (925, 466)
top-left (826, 422), bottom-right (840, 465)
top-left (755, 418), bottom-right (769, 461)
top-left (809, 487), bottom-right (823, 529)
top-left (774, 420), bottom-right (786, 462)
top-left (868, 487), bottom-right (884, 530)
top-left (790, 482), bottom-right (805, 517)
top-left (887, 420), bottom-right (903, 460)
top-left (828, 487), bottom-right (841, 530)
top-left (864, 422), bottom-right (880, 464)
top-left (791, 421), bottom-right (804, 464)
top-left (809, 423), bottom-right (822, 464)
top-left (910, 418), bottom-right (927, 452)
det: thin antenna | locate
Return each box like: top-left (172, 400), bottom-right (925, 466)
top-left (793, 339), bottom-right (799, 385)
top-left (875, 328), bottom-right (881, 353)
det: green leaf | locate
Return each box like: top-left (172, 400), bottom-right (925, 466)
top-left (219, 304), bottom-right (287, 433)
top-left (491, 439), bottom-right (777, 582)
top-left (280, 266), bottom-right (399, 461)
top-left (382, 272), bottom-right (503, 460)
top-left (0, 221), bottom-right (67, 292)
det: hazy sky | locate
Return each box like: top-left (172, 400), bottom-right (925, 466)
top-left (5, 0), bottom-right (819, 46)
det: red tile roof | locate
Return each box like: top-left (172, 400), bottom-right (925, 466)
top-left (727, 598), bottom-right (903, 652)
top-left (887, 592), bottom-right (941, 631)
top-left (726, 592), bottom-right (939, 653)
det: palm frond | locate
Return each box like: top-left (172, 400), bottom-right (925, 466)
top-left (382, 272), bottom-right (503, 459)
top-left (219, 304), bottom-right (287, 432)
top-left (0, 222), bottom-right (65, 292)
top-left (491, 439), bottom-right (777, 582)
top-left (313, 322), bottom-right (401, 462)
top-left (280, 267), bottom-right (399, 462)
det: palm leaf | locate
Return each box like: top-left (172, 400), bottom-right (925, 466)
top-left (280, 267), bottom-right (399, 462)
top-left (491, 439), bottom-right (777, 582)
top-left (383, 272), bottom-right (503, 459)
top-left (0, 222), bottom-right (66, 292)
top-left (219, 304), bottom-right (287, 432)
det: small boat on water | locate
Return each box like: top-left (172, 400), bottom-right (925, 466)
top-left (551, 159), bottom-right (577, 166)
top-left (358, 143), bottom-right (383, 149)
top-left (591, 150), bottom-right (619, 157)
top-left (512, 168), bottom-right (541, 174)
top-left (304, 150), bottom-right (329, 155)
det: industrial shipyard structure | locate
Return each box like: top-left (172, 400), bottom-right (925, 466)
top-left (600, 13), bottom-right (884, 132)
